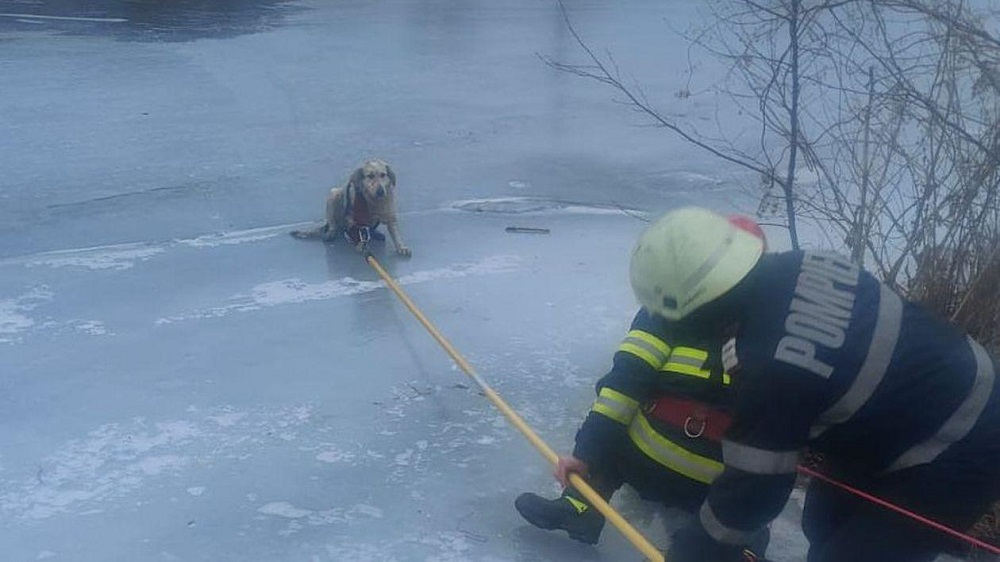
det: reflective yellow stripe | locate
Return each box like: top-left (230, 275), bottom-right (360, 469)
top-left (722, 373), bottom-right (732, 385)
top-left (628, 413), bottom-right (724, 484)
top-left (628, 330), bottom-right (671, 356)
top-left (618, 330), bottom-right (671, 369)
top-left (565, 496), bottom-right (589, 514)
top-left (671, 347), bottom-right (708, 362)
top-left (619, 343), bottom-right (663, 369)
top-left (663, 363), bottom-right (711, 378)
top-left (662, 346), bottom-right (711, 379)
top-left (592, 387), bottom-right (639, 425)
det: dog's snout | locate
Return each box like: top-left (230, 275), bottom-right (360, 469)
top-left (376, 187), bottom-right (386, 198)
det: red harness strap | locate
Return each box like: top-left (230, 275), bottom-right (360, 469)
top-left (345, 187), bottom-right (377, 245)
top-left (351, 189), bottom-right (372, 226)
top-left (647, 396), bottom-right (733, 442)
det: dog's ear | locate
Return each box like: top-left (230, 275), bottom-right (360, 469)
top-left (385, 165), bottom-right (396, 188)
top-left (349, 167), bottom-right (365, 191)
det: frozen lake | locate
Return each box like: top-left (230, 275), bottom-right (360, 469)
top-left (1, 1), bottom-right (974, 560)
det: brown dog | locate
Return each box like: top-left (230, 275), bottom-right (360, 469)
top-left (291, 158), bottom-right (411, 257)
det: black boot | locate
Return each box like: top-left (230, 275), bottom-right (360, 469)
top-left (514, 492), bottom-right (605, 545)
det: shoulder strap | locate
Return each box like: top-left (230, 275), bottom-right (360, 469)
top-left (344, 183), bottom-right (354, 218)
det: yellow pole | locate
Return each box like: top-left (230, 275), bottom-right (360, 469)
top-left (366, 255), bottom-right (665, 562)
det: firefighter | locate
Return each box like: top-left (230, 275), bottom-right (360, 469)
top-left (514, 215), bottom-right (770, 559)
top-left (625, 207), bottom-right (1000, 562)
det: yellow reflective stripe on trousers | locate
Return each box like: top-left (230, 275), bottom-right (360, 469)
top-left (592, 387), bottom-right (639, 425)
top-left (661, 346), bottom-right (711, 379)
top-left (628, 413), bottom-right (724, 484)
top-left (618, 330), bottom-right (670, 369)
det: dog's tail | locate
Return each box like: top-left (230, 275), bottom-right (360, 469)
top-left (289, 223), bottom-right (328, 240)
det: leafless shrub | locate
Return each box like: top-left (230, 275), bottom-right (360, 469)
top-left (969, 502), bottom-right (1000, 560)
top-left (543, 0), bottom-right (1000, 342)
top-left (910, 240), bottom-right (1000, 351)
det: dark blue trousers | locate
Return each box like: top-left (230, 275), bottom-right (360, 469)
top-left (804, 388), bottom-right (1000, 562)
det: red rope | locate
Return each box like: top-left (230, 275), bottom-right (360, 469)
top-left (796, 465), bottom-right (1000, 555)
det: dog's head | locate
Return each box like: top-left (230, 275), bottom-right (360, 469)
top-left (349, 158), bottom-right (396, 201)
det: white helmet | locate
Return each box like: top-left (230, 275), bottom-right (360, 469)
top-left (629, 207), bottom-right (765, 320)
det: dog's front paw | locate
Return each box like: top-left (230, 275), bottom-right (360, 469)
top-left (396, 246), bottom-right (412, 258)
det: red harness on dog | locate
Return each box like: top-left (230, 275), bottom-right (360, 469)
top-left (344, 185), bottom-right (379, 245)
top-left (647, 395), bottom-right (733, 442)
top-left (350, 188), bottom-right (372, 225)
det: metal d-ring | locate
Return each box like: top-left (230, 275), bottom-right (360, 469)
top-left (684, 416), bottom-right (706, 438)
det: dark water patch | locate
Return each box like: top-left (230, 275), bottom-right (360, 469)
top-left (0, 0), bottom-right (305, 42)
top-left (450, 196), bottom-right (644, 217)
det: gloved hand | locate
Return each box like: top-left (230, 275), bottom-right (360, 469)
top-left (667, 522), bottom-right (767, 562)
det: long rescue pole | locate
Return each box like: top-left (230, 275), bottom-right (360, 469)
top-left (366, 254), bottom-right (665, 562)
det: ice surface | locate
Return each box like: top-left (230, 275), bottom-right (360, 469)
top-left (0, 1), bottom-right (978, 560)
